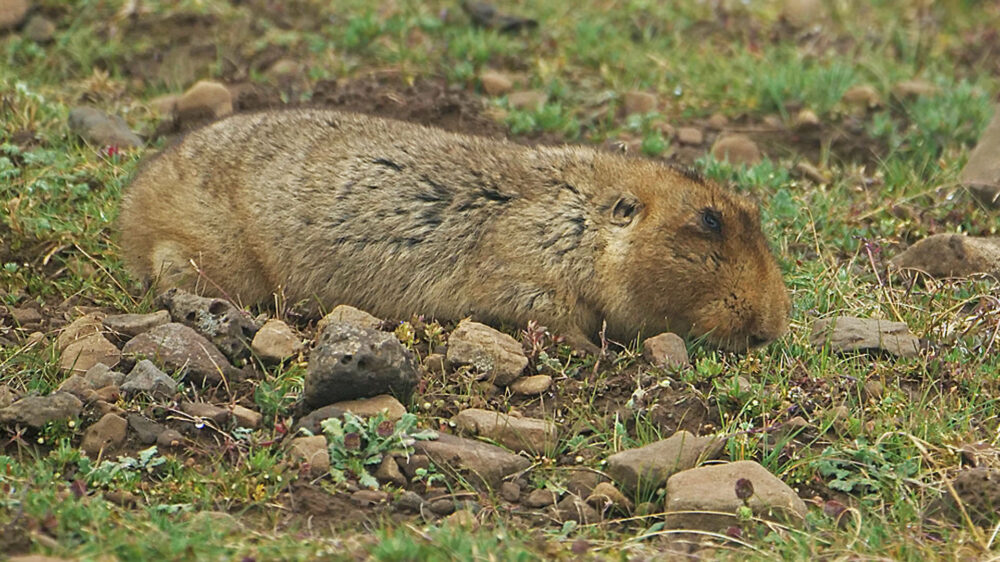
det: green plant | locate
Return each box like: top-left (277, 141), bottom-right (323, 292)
top-left (321, 412), bottom-right (437, 488)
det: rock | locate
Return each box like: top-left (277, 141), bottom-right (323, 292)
top-left (8, 305), bottom-right (42, 327)
top-left (56, 313), bottom-right (106, 352)
top-left (556, 495), bottom-right (600, 524)
top-left (81, 413), bottom-right (128, 456)
top-left (158, 288), bottom-right (257, 363)
top-left (303, 322), bottom-right (418, 408)
top-left (892, 235), bottom-right (1000, 277)
top-left (175, 80), bottom-right (233, 124)
top-left (375, 455), bottom-right (407, 486)
top-left (251, 319), bottom-right (301, 362)
top-left (794, 109), bottom-right (820, 130)
top-left (316, 305), bottom-right (382, 332)
top-left (102, 310), bottom-right (171, 339)
top-left (25, 331), bottom-right (45, 346)
top-left (122, 323), bottom-right (242, 386)
top-left (781, 0), bottom-right (824, 28)
top-left (57, 375), bottom-right (98, 402)
top-left (445, 510), bottom-right (479, 528)
top-left (0, 0), bottom-right (28, 31)
top-left (351, 489), bottom-right (389, 506)
top-left (586, 481), bottom-right (633, 513)
top-left (663, 460), bottom-right (808, 531)
top-left (294, 404), bottom-right (348, 436)
top-left (676, 127), bottom-right (704, 146)
top-left (810, 316), bottom-right (920, 358)
top-left (960, 104), bottom-right (1000, 207)
top-left (508, 374), bottom-right (552, 395)
top-left (566, 470), bottom-right (606, 497)
top-left (462, 1), bottom-right (537, 32)
top-left (0, 384), bottom-right (16, 409)
top-left (120, 359), bottom-right (178, 399)
top-left (333, 394), bottom-right (407, 421)
top-left (0, 392), bottom-right (82, 429)
top-left (266, 58), bottom-right (303, 79)
top-left (607, 430), bottom-right (724, 494)
top-left (414, 433), bottom-right (531, 488)
top-left (93, 385), bottom-right (120, 402)
top-left (842, 84), bottom-right (880, 109)
top-left (623, 91), bottom-right (657, 115)
top-left (500, 481), bottom-right (521, 502)
top-left (480, 70), bottom-right (513, 96)
top-left (642, 332), bottom-right (689, 369)
top-left (288, 435), bottom-right (330, 477)
top-left (523, 489), bottom-right (559, 508)
top-left (68, 107), bottom-right (142, 148)
top-left (422, 353), bottom-right (446, 374)
top-left (706, 113), bottom-right (728, 130)
top-left (23, 15), bottom-right (55, 42)
top-left (156, 429), bottom-right (184, 448)
top-left (446, 320), bottom-right (527, 386)
top-left (508, 90), bottom-right (547, 111)
top-left (394, 490), bottom-right (425, 513)
top-left (711, 134), bottom-right (762, 166)
top-left (928, 467), bottom-right (1000, 527)
top-left (452, 408), bottom-right (557, 454)
top-left (428, 498), bottom-right (457, 515)
top-left (893, 79), bottom-right (939, 99)
top-left (84, 363), bottom-right (125, 388)
top-left (59, 334), bottom-right (121, 374)
top-left (230, 405), bottom-right (262, 429)
top-left (128, 414), bottom-right (166, 445)
top-left (397, 454), bottom-right (431, 480)
top-left (180, 402), bottom-right (230, 425)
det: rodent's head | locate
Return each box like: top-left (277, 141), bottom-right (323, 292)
top-left (593, 158), bottom-right (790, 352)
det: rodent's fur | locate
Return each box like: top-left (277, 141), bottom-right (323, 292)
top-left (119, 109), bottom-right (789, 351)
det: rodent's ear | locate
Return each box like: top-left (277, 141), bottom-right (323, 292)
top-left (610, 195), bottom-right (643, 227)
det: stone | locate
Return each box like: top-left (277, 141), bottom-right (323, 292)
top-left (294, 404), bottom-right (348, 436)
top-left (288, 435), bottom-right (330, 477)
top-left (9, 305), bottom-right (42, 327)
top-left (316, 305), bottom-right (382, 332)
top-left (25, 331), bottom-right (45, 346)
top-left (556, 495), bottom-right (600, 524)
top-left (394, 490), bottom-right (425, 513)
top-left (0, 384), bottom-right (16, 409)
top-left (351, 489), bottom-right (389, 506)
top-left (711, 134), bottom-right (762, 166)
top-left (891, 235), bottom-right (1000, 279)
top-left (81, 413), bottom-right (128, 456)
top-left (606, 430), bottom-right (724, 494)
top-left (230, 405), bottom-right (262, 429)
top-left (93, 383), bottom-right (119, 402)
top-left (102, 310), bottom-right (171, 339)
top-left (375, 455), bottom-right (407, 486)
top-left (56, 312), bottom-right (106, 352)
top-left (810, 316), bottom-right (920, 358)
top-left (57, 375), bottom-right (98, 402)
top-left (927, 467), bottom-right (1000, 527)
top-left (128, 414), bottom-right (166, 445)
top-left (586, 481), bottom-right (634, 513)
top-left (523, 489), bottom-right (559, 508)
top-left (566, 470), bottom-right (606, 497)
top-left (175, 80), bottom-right (233, 123)
top-left (675, 127), bottom-right (704, 146)
top-left (333, 394), bottom-right (407, 421)
top-left (642, 332), bottom-right (689, 368)
top-left (68, 107), bottom-right (142, 148)
top-left (480, 70), bottom-right (513, 96)
top-left (664, 460), bottom-right (808, 531)
top-left (893, 79), bottom-right (939, 99)
top-left (706, 113), bottom-right (728, 130)
top-left (623, 91), bottom-right (657, 115)
top-left (397, 454), bottom-right (431, 480)
top-left (59, 334), bottom-right (121, 374)
top-left (0, 0), bottom-right (27, 31)
top-left (156, 429), bottom-right (184, 448)
top-left (180, 401), bottom-right (230, 425)
top-left (960, 104), bottom-right (1000, 207)
top-left (781, 0), bottom-right (825, 28)
top-left (0, 392), bottom-right (82, 429)
top-left (303, 322), bottom-right (418, 408)
top-left (842, 84), bottom-right (880, 109)
top-left (452, 408), bottom-right (557, 454)
top-left (428, 498), bottom-right (456, 515)
top-left (794, 109), bottom-right (820, 129)
top-left (23, 15), bottom-right (55, 42)
top-left (122, 323), bottom-right (242, 386)
top-left (158, 288), bottom-right (258, 363)
top-left (414, 433), bottom-right (531, 488)
top-left (446, 320), bottom-right (527, 386)
top-left (121, 359), bottom-right (178, 399)
top-left (83, 363), bottom-right (125, 388)
top-left (422, 353), bottom-right (446, 374)
top-left (251, 319), bottom-right (301, 362)
top-left (500, 481), bottom-right (521, 502)
top-left (508, 374), bottom-right (552, 395)
top-left (508, 90), bottom-right (547, 111)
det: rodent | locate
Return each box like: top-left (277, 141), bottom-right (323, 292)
top-left (119, 109), bottom-right (790, 352)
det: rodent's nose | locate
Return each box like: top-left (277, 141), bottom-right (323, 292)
top-left (747, 334), bottom-right (770, 347)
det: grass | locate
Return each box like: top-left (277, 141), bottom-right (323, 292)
top-left (2, 0), bottom-right (1000, 559)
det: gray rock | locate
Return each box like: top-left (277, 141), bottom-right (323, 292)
top-left (397, 454), bottom-right (430, 480)
top-left (316, 305), bottom-right (382, 332)
top-left (8, 305), bottom-right (42, 327)
top-left (890, 234), bottom-right (1000, 278)
top-left (566, 470), bottom-right (606, 497)
top-left (414, 433), bottom-right (531, 489)
top-left (56, 313), bottom-right (106, 352)
top-left (294, 404), bottom-right (348, 436)
top-left (375, 455), bottom-right (407, 486)
top-left (57, 375), bottom-right (98, 402)
top-left (128, 414), bottom-right (166, 445)
top-left (607, 430), bottom-right (724, 494)
top-left (0, 392), bottom-right (82, 429)
top-left (84, 363), bottom-right (125, 388)
top-left (81, 413), bottom-right (128, 456)
top-left (288, 435), bottom-right (330, 477)
top-left (251, 319), bottom-right (301, 362)
top-left (102, 310), bottom-right (171, 339)
top-left (810, 316), bottom-right (920, 358)
top-left (303, 323), bottom-right (417, 409)
top-left (180, 401), bottom-right (230, 425)
top-left (642, 332), bottom-right (689, 369)
top-left (68, 107), bottom-right (142, 148)
top-left (523, 489), bottom-right (559, 508)
top-left (508, 374), bottom-right (552, 395)
top-left (59, 333), bottom-right (121, 374)
top-left (428, 498), bottom-right (457, 515)
top-left (960, 103), bottom-right (1000, 207)
top-left (158, 288), bottom-right (258, 363)
top-left (500, 481), bottom-right (521, 502)
top-left (230, 405), bottom-right (262, 429)
top-left (452, 408), bottom-right (557, 454)
top-left (120, 359), bottom-right (178, 399)
top-left (711, 134), bottom-right (762, 166)
top-left (394, 490), bottom-right (425, 513)
top-left (0, 0), bottom-right (28, 31)
top-left (556, 495), bottom-right (600, 524)
top-left (664, 460), bottom-right (808, 531)
top-left (157, 429), bottom-right (184, 448)
top-left (23, 15), bottom-right (55, 42)
top-left (446, 320), bottom-right (527, 386)
top-left (122, 323), bottom-right (242, 386)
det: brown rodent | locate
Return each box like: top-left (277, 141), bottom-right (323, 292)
top-left (119, 109), bottom-right (790, 352)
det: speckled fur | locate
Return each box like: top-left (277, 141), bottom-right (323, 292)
top-left (119, 109), bottom-right (789, 351)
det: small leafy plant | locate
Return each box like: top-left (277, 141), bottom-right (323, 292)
top-left (321, 412), bottom-right (437, 489)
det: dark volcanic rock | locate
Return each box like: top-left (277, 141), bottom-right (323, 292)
top-left (158, 289), bottom-right (258, 363)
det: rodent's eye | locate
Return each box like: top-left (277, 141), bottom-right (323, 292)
top-left (700, 208), bottom-right (722, 233)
